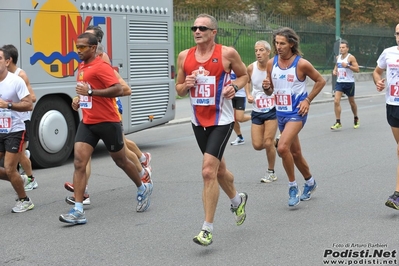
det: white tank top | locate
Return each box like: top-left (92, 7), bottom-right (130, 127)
top-left (250, 61), bottom-right (275, 113)
top-left (376, 46), bottom-right (399, 106)
top-left (14, 67), bottom-right (22, 76)
top-left (271, 55), bottom-right (307, 117)
top-left (14, 68), bottom-right (31, 121)
top-left (336, 53), bottom-right (354, 83)
top-left (231, 70), bottom-right (246, 97)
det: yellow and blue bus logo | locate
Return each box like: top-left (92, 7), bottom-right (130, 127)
top-left (29, 0), bottom-right (113, 78)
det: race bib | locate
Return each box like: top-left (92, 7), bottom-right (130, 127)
top-left (338, 69), bottom-right (347, 78)
top-left (79, 95), bottom-right (93, 109)
top-left (389, 84), bottom-right (399, 97)
top-left (191, 75), bottom-right (216, 106)
top-left (275, 93), bottom-right (292, 112)
top-left (0, 110), bottom-right (12, 133)
top-left (255, 93), bottom-right (275, 112)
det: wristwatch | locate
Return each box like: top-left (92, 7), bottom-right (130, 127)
top-left (87, 88), bottom-right (93, 96)
top-left (7, 103), bottom-right (12, 109)
top-left (232, 84), bottom-right (239, 93)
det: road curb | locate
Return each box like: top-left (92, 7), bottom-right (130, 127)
top-left (167, 93), bottom-right (383, 126)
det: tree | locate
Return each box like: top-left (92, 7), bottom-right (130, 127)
top-left (175, 0), bottom-right (399, 27)
top-left (247, 0), bottom-right (399, 27)
top-left (173, 0), bottom-right (250, 12)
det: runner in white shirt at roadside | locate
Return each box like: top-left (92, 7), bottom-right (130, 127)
top-left (331, 39), bottom-right (360, 130)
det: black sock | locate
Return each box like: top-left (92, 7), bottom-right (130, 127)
top-left (394, 191), bottom-right (399, 197)
top-left (238, 134), bottom-right (243, 139)
top-left (19, 196), bottom-right (29, 201)
top-left (336, 119), bottom-right (341, 124)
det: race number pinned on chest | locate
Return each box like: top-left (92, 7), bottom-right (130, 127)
top-left (0, 110), bottom-right (12, 133)
top-left (337, 69), bottom-right (347, 78)
top-left (255, 93), bottom-right (275, 111)
top-left (389, 84), bottom-right (399, 97)
top-left (79, 95), bottom-right (93, 109)
top-left (275, 90), bottom-right (293, 112)
top-left (191, 76), bottom-right (216, 106)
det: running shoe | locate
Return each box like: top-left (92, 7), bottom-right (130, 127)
top-left (385, 193), bottom-right (399, 210)
top-left (141, 167), bottom-right (153, 185)
top-left (64, 182), bottom-right (74, 192)
top-left (331, 122), bottom-right (342, 130)
top-left (354, 120), bottom-right (360, 129)
top-left (12, 198), bottom-right (34, 213)
top-left (230, 137), bottom-right (245, 146)
top-left (288, 186), bottom-right (300, 207)
top-left (230, 192), bottom-right (248, 226)
top-left (65, 195), bottom-right (91, 205)
top-left (59, 208), bottom-right (87, 225)
top-left (300, 181), bottom-right (317, 201)
top-left (136, 183), bottom-right (153, 212)
top-left (22, 176), bottom-right (38, 191)
top-left (141, 152), bottom-right (152, 168)
top-left (260, 170), bottom-right (277, 183)
top-left (64, 182), bottom-right (89, 194)
top-left (193, 229), bottom-right (213, 246)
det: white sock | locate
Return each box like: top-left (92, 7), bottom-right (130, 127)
top-left (288, 181), bottom-right (297, 187)
top-left (139, 154), bottom-right (145, 163)
top-left (202, 221), bottom-right (213, 232)
top-left (305, 176), bottom-right (314, 186)
top-left (230, 191), bottom-right (241, 208)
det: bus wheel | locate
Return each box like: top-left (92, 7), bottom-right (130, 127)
top-left (29, 96), bottom-right (76, 168)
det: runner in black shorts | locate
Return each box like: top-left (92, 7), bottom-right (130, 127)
top-left (176, 14), bottom-right (249, 246)
top-left (0, 131), bottom-right (25, 153)
top-left (232, 96), bottom-right (245, 111)
top-left (192, 123), bottom-right (234, 160)
top-left (59, 33), bottom-right (152, 225)
top-left (230, 81), bottom-right (251, 146)
top-left (374, 28), bottom-right (399, 210)
top-left (75, 121), bottom-right (124, 152)
top-left (2, 44), bottom-right (38, 191)
top-left (386, 104), bottom-right (399, 128)
top-left (23, 120), bottom-right (30, 142)
top-left (0, 46), bottom-right (34, 213)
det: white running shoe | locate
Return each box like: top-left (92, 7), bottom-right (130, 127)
top-left (260, 171), bottom-right (278, 183)
top-left (230, 137), bottom-right (245, 146)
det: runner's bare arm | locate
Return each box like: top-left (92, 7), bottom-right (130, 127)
top-left (19, 70), bottom-right (36, 103)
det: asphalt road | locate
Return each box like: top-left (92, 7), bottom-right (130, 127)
top-left (1, 82), bottom-right (398, 266)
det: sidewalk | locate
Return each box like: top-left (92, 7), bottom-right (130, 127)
top-left (169, 73), bottom-right (383, 125)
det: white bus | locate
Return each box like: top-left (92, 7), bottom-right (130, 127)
top-left (0, 0), bottom-right (175, 168)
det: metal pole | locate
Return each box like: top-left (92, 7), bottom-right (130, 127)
top-left (335, 0), bottom-right (340, 40)
top-left (332, 0), bottom-right (341, 95)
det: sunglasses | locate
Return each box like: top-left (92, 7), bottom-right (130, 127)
top-left (190, 26), bottom-right (214, 32)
